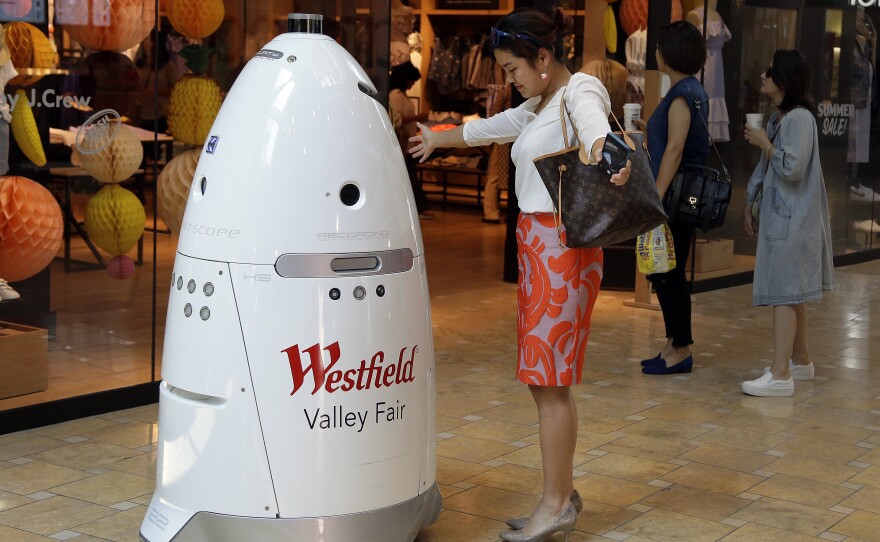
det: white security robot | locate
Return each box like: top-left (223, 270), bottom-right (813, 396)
top-left (140, 14), bottom-right (441, 542)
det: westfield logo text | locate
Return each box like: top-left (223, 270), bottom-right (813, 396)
top-left (282, 341), bottom-right (417, 396)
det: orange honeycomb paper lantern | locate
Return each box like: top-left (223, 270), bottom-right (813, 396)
top-left (3, 22), bottom-right (55, 87)
top-left (0, 176), bottom-right (63, 283)
top-left (619, 0), bottom-right (682, 36)
top-left (581, 59), bottom-right (629, 119)
top-left (157, 149), bottom-right (199, 235)
top-left (682, 0), bottom-right (704, 14)
top-left (168, 0), bottom-right (225, 39)
top-left (57, 0), bottom-right (156, 53)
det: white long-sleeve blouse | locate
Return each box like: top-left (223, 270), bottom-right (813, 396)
top-left (462, 72), bottom-right (612, 213)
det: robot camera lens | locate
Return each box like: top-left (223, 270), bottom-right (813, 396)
top-left (376, 285), bottom-right (385, 297)
top-left (329, 288), bottom-right (341, 300)
top-left (200, 307), bottom-right (210, 320)
top-left (353, 286), bottom-right (366, 300)
top-left (340, 184), bottom-right (360, 207)
top-left (200, 177), bottom-right (207, 195)
top-left (203, 282), bottom-right (214, 296)
top-left (187, 280), bottom-right (197, 293)
top-left (177, 276), bottom-right (184, 290)
top-left (184, 303), bottom-right (193, 317)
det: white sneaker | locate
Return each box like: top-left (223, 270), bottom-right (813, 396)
top-left (850, 184), bottom-right (877, 202)
top-left (0, 280), bottom-right (20, 301)
top-left (763, 360), bottom-right (814, 381)
top-left (853, 219), bottom-right (880, 233)
top-left (742, 371), bottom-right (794, 397)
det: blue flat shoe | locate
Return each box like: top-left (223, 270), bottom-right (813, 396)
top-left (642, 355), bottom-right (693, 375)
top-left (640, 352), bottom-right (664, 367)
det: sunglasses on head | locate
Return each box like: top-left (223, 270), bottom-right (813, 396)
top-left (490, 27), bottom-right (543, 48)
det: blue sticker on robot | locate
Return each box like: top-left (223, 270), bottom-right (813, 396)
top-left (206, 135), bottom-right (219, 154)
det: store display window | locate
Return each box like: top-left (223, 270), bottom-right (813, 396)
top-left (682, 1), bottom-right (879, 287)
top-left (0, 0), bottom-right (389, 425)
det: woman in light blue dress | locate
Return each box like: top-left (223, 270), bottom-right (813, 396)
top-left (741, 50), bottom-right (834, 397)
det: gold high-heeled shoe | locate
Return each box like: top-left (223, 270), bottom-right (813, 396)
top-left (499, 502), bottom-right (577, 542)
top-left (506, 489), bottom-right (582, 530)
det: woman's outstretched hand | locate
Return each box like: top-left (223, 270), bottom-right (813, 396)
top-left (409, 122), bottom-right (435, 163)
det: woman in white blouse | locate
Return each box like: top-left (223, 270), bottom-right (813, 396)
top-left (410, 8), bottom-right (630, 542)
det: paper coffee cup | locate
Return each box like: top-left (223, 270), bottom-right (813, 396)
top-left (623, 103), bottom-right (641, 131)
top-left (746, 113), bottom-right (764, 129)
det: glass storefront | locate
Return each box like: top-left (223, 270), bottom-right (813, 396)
top-left (700, 0), bottom-right (879, 285)
top-left (1, 0), bottom-right (878, 428)
top-left (0, 0), bottom-right (388, 426)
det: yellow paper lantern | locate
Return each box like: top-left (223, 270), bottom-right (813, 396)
top-left (157, 149), bottom-right (199, 235)
top-left (57, 0), bottom-right (155, 53)
top-left (4, 22), bottom-right (55, 86)
top-left (168, 74), bottom-right (222, 146)
top-left (619, 0), bottom-right (682, 36)
top-left (603, 6), bottom-right (618, 54)
top-left (10, 89), bottom-right (47, 167)
top-left (85, 184), bottom-right (146, 256)
top-left (168, 0), bottom-right (225, 39)
top-left (79, 122), bottom-right (144, 184)
top-left (0, 176), bottom-right (63, 282)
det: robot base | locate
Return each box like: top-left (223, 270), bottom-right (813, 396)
top-left (140, 484), bottom-right (441, 542)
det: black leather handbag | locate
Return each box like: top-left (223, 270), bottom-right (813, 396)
top-left (663, 91), bottom-right (731, 232)
top-left (533, 94), bottom-right (667, 249)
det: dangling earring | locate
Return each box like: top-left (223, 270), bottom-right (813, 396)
top-left (541, 71), bottom-right (548, 80)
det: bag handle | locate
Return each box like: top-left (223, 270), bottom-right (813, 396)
top-left (557, 86), bottom-right (633, 152)
top-left (683, 87), bottom-right (730, 183)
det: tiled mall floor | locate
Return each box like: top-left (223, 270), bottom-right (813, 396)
top-left (2, 259), bottom-right (880, 541)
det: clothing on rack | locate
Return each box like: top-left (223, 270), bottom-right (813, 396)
top-left (463, 40), bottom-right (494, 90)
top-left (849, 17), bottom-right (876, 165)
top-left (693, 7), bottom-right (732, 142)
top-left (427, 36), bottom-right (462, 94)
top-left (625, 28), bottom-right (647, 104)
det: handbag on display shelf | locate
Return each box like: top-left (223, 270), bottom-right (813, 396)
top-left (532, 93), bottom-right (667, 249)
top-left (662, 91), bottom-right (732, 232)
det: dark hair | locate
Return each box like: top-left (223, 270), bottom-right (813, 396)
top-left (492, 7), bottom-right (573, 63)
top-left (656, 21), bottom-right (707, 76)
top-left (389, 61), bottom-right (421, 91)
top-left (770, 49), bottom-right (814, 113)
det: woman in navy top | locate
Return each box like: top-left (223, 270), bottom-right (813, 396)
top-left (640, 21), bottom-right (709, 375)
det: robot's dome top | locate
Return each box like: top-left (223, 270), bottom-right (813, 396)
top-left (288, 13), bottom-right (322, 34)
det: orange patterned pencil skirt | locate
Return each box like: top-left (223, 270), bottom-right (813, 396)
top-left (516, 213), bottom-right (603, 386)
